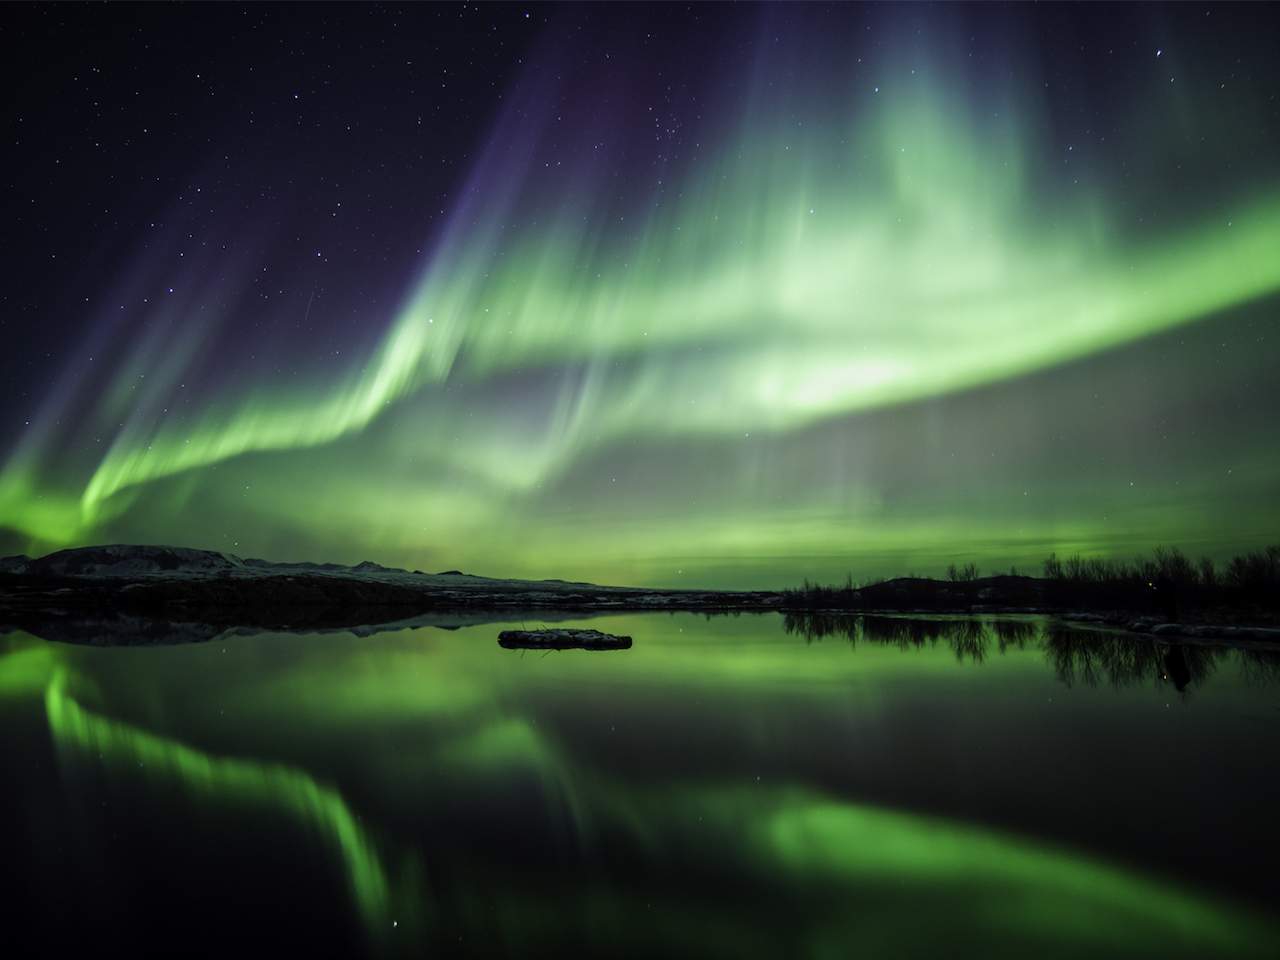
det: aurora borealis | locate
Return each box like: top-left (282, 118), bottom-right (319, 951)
top-left (4, 3), bottom-right (1279, 585)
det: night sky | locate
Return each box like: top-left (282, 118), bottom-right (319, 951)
top-left (2, 2), bottom-right (1279, 587)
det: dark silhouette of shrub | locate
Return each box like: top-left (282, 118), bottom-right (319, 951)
top-left (787, 545), bottom-right (1278, 615)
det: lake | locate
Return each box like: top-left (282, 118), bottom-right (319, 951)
top-left (2, 612), bottom-right (1277, 957)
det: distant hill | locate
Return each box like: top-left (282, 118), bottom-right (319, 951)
top-left (22, 544), bottom-right (246, 578)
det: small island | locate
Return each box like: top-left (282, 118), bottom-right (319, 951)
top-left (498, 628), bottom-right (633, 650)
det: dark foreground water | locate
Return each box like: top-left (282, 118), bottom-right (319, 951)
top-left (2, 613), bottom-right (1278, 958)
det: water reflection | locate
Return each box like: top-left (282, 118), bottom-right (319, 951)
top-left (1042, 627), bottom-right (1218, 692)
top-left (783, 613), bottom-right (1280, 693)
top-left (44, 669), bottom-right (413, 947)
top-left (3, 616), bottom-right (1279, 958)
top-left (30, 664), bottom-right (1278, 958)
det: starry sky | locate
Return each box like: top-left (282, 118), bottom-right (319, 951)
top-left (2, 2), bottom-right (1279, 587)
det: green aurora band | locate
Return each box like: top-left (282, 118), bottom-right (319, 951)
top-left (3, 46), bottom-right (1279, 584)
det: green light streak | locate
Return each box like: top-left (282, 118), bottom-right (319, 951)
top-left (757, 791), bottom-right (1268, 954)
top-left (43, 670), bottom-right (395, 939)
top-left (74, 180), bottom-right (1280, 523)
top-left (2, 71), bottom-right (1278, 586)
top-left (0, 79), bottom-right (1269, 563)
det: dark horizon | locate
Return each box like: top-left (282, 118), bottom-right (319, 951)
top-left (5, 537), bottom-right (1274, 604)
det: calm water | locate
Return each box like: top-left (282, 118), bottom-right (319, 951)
top-left (3, 613), bottom-right (1278, 958)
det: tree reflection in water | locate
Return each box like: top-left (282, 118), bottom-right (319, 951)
top-left (782, 613), bottom-right (1279, 693)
